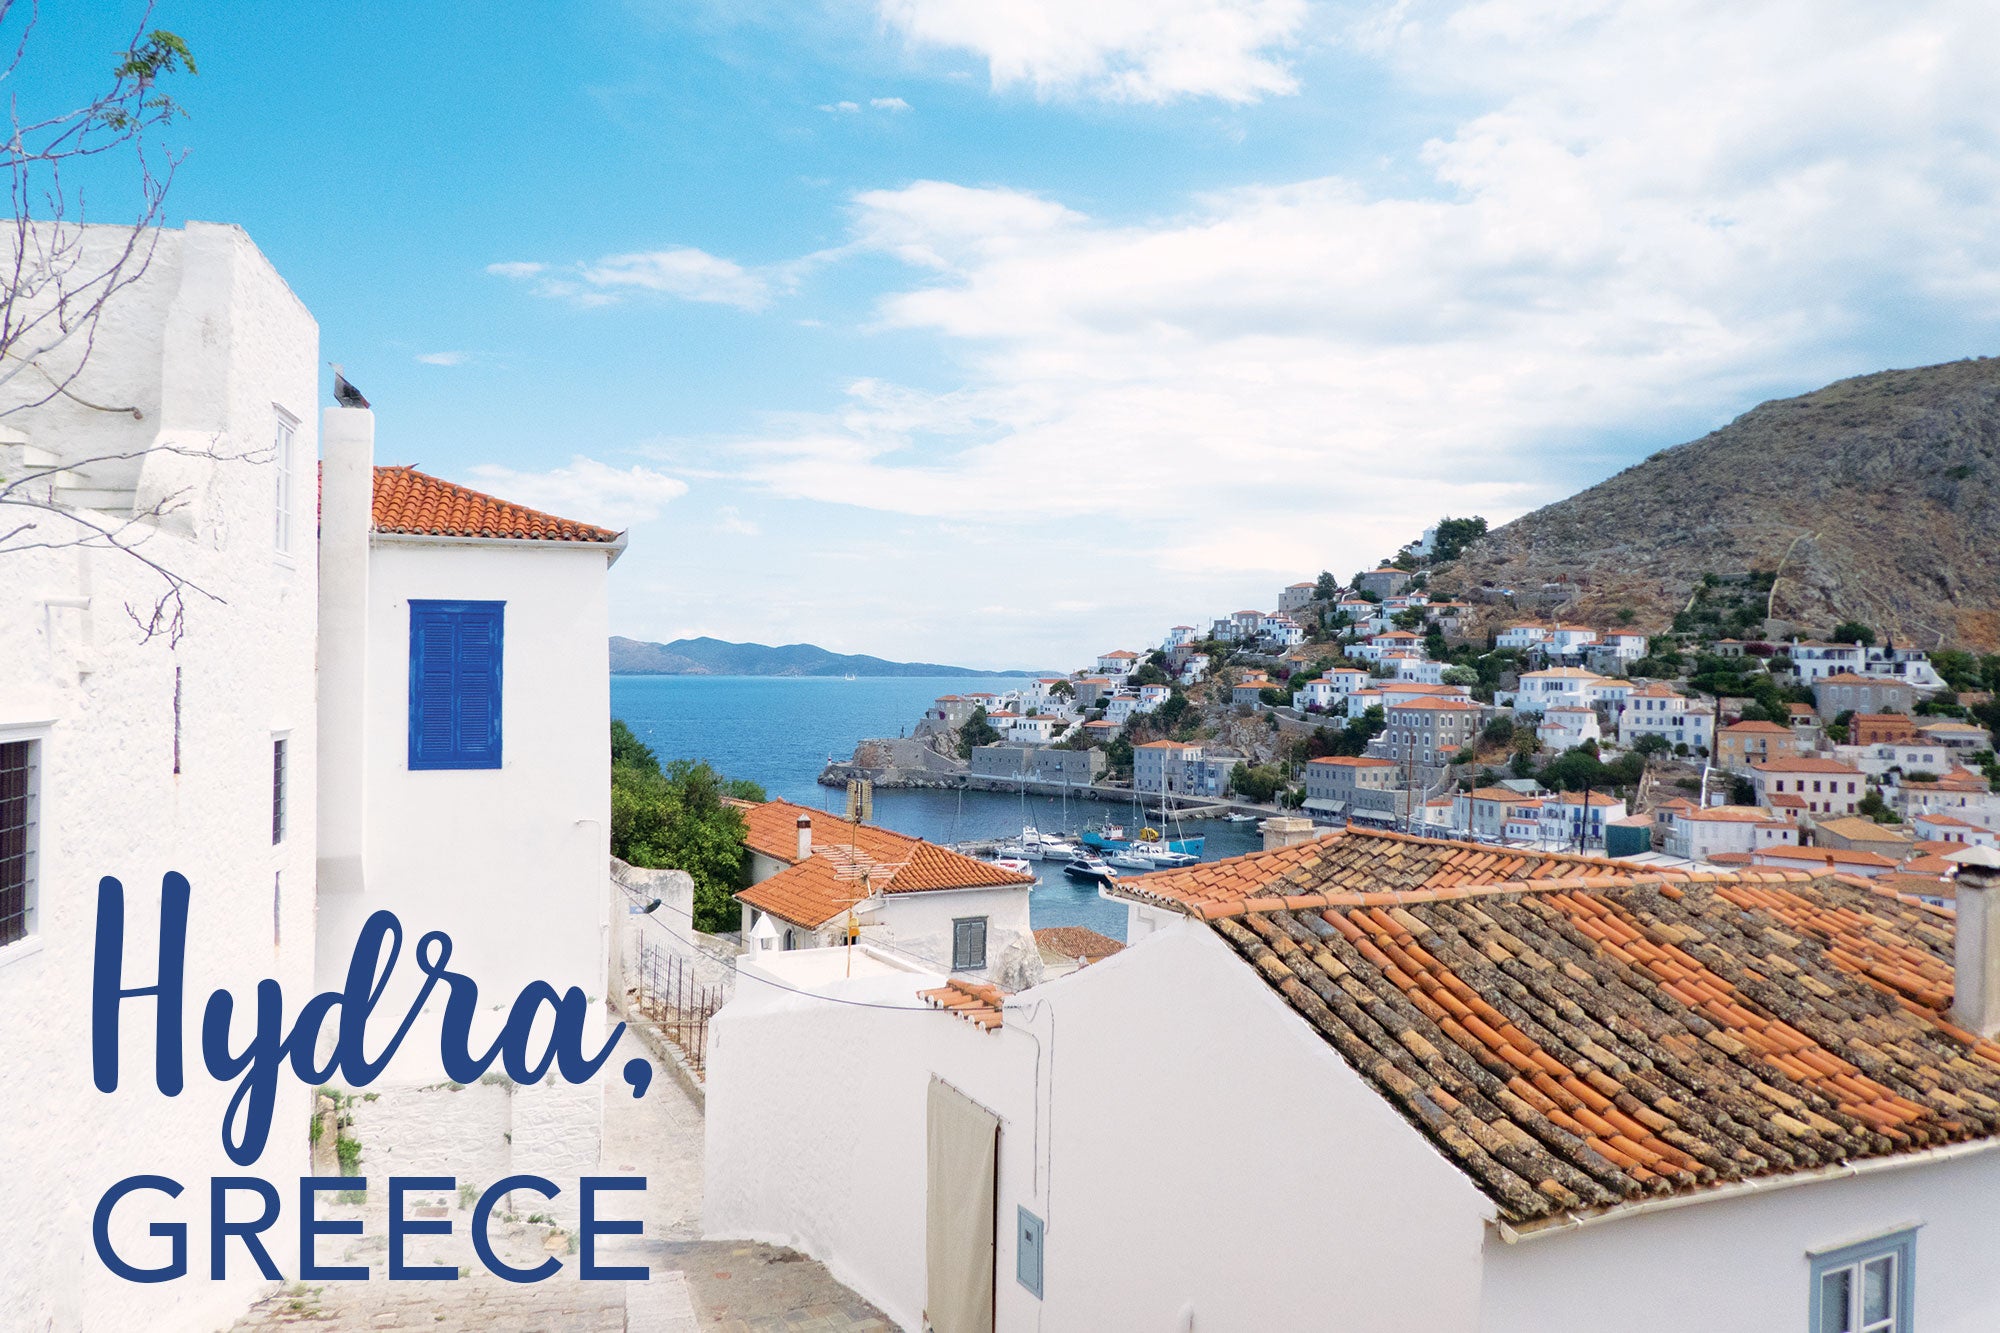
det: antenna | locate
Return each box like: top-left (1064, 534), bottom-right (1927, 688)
top-left (845, 777), bottom-right (873, 822)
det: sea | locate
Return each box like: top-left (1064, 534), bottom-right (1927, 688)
top-left (609, 674), bottom-right (1267, 941)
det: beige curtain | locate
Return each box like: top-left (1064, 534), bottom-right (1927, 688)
top-left (926, 1076), bottom-right (999, 1333)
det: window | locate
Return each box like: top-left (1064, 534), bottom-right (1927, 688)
top-left (272, 409), bottom-right (297, 554)
top-left (1811, 1229), bottom-right (1913, 1333)
top-left (952, 917), bottom-right (989, 971)
top-left (1, 740), bottom-right (36, 946)
top-left (271, 737), bottom-right (287, 844)
top-left (272, 872), bottom-right (282, 948)
top-left (408, 601), bottom-right (505, 770)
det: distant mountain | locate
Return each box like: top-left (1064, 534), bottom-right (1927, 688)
top-left (609, 635), bottom-right (1036, 678)
top-left (1429, 357), bottom-right (2000, 651)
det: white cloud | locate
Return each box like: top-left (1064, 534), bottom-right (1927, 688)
top-left (414, 351), bottom-right (467, 366)
top-left (696, 0), bottom-right (2000, 664)
top-left (819, 100), bottom-right (862, 113)
top-left (715, 504), bottom-right (761, 536)
top-left (488, 245), bottom-right (773, 310)
top-left (467, 457), bottom-right (689, 529)
top-left (877, 0), bottom-right (1308, 103)
top-left (870, 96), bottom-right (913, 111)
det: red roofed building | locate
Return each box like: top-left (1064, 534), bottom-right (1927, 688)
top-left (1751, 757), bottom-right (1865, 817)
top-left (733, 799), bottom-right (1036, 984)
top-left (1384, 696), bottom-right (1484, 767)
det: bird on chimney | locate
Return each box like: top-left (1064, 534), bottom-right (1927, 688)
top-left (329, 362), bottom-right (370, 409)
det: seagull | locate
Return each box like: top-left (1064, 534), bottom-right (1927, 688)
top-left (329, 362), bottom-right (370, 409)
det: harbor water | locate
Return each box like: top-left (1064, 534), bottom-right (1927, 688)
top-left (609, 674), bottom-right (1267, 939)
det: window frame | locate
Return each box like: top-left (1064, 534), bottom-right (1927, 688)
top-left (1808, 1228), bottom-right (1915, 1333)
top-left (952, 916), bottom-right (989, 971)
top-left (0, 733), bottom-right (43, 954)
top-left (271, 734), bottom-right (288, 845)
top-left (407, 600), bottom-right (506, 771)
top-left (272, 406), bottom-right (299, 558)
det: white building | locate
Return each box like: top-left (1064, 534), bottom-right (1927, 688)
top-left (1163, 625), bottom-right (1197, 651)
top-left (1134, 740), bottom-right (1205, 795)
top-left (1264, 615), bottom-right (1305, 647)
top-left (1536, 706), bottom-right (1601, 752)
top-left (315, 414), bottom-right (626, 1193)
top-left (734, 800), bottom-right (1038, 986)
top-left (706, 830), bottom-right (2000, 1332)
top-left (1496, 624), bottom-right (1552, 650)
top-left (1511, 667), bottom-right (1611, 710)
top-left (1617, 683), bottom-right (1715, 753)
top-left (1751, 758), bottom-right (1865, 818)
top-left (1664, 805), bottom-right (1800, 862)
top-left (1095, 649), bottom-right (1139, 676)
top-left (0, 223), bottom-right (321, 1332)
top-left (1386, 654), bottom-right (1447, 685)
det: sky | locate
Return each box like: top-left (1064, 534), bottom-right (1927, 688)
top-left (21, 1), bottom-right (2000, 669)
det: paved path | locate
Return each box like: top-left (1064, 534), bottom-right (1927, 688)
top-left (231, 1024), bottom-right (894, 1331)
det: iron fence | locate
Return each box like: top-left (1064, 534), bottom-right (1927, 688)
top-left (633, 937), bottom-right (725, 1079)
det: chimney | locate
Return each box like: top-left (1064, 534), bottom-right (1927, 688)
top-left (1949, 846), bottom-right (2000, 1036)
top-left (1261, 816), bottom-right (1317, 852)
top-left (316, 404), bottom-right (374, 902)
top-left (797, 813), bottom-right (813, 861)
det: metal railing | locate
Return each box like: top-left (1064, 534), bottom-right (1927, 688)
top-left (633, 937), bottom-right (726, 1079)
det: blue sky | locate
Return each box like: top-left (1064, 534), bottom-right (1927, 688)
top-left (26, 1), bottom-right (2000, 668)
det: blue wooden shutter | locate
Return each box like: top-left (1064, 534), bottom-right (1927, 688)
top-left (409, 601), bottom-right (505, 769)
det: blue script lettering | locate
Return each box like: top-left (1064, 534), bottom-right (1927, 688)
top-left (91, 876), bottom-right (624, 1166)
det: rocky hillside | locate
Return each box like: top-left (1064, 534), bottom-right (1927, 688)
top-left (1430, 358), bottom-right (2000, 650)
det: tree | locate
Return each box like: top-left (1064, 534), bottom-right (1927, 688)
top-left (1442, 665), bottom-right (1478, 687)
top-left (1130, 662), bottom-right (1169, 687)
top-left (1230, 762), bottom-right (1288, 803)
top-left (1, 7), bottom-right (207, 643)
top-left (1428, 516), bottom-right (1488, 564)
top-left (1049, 679), bottom-right (1075, 699)
top-left (1831, 620), bottom-right (1876, 646)
top-left (956, 706), bottom-right (1002, 757)
top-left (1314, 570), bottom-right (1339, 599)
top-left (609, 742), bottom-right (762, 933)
top-left (1632, 732), bottom-right (1670, 757)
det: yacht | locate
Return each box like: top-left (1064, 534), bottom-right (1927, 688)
top-left (1020, 826), bottom-right (1080, 861)
top-left (1222, 811), bottom-right (1258, 823)
top-left (1061, 856), bottom-right (1120, 884)
top-left (1108, 842), bottom-right (1199, 871)
top-left (990, 856), bottom-right (1032, 876)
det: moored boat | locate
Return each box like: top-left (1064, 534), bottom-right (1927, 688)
top-left (1061, 856), bottom-right (1120, 884)
top-left (1107, 843), bottom-right (1199, 871)
top-left (990, 856), bottom-right (1032, 875)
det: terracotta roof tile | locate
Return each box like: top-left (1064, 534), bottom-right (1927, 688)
top-left (918, 978), bottom-right (1004, 1031)
top-left (370, 465), bottom-right (621, 543)
top-left (1201, 856), bottom-right (2000, 1225)
top-left (733, 799), bottom-right (1031, 928)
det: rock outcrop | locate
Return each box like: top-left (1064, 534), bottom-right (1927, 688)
top-left (1429, 357), bottom-right (2000, 650)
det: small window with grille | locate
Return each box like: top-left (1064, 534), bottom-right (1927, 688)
top-left (1, 739), bottom-right (39, 949)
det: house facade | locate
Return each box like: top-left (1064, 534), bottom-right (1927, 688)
top-left (1816, 672), bottom-right (1916, 721)
top-left (1302, 756), bottom-right (1403, 824)
top-left (0, 222), bottom-right (322, 1332)
top-left (1617, 683), bottom-right (1715, 752)
top-left (1751, 758), bottom-right (1865, 818)
top-left (1382, 698), bottom-right (1483, 767)
top-left (734, 799), bottom-right (1037, 985)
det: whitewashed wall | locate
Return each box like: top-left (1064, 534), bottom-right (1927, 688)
top-left (705, 922), bottom-right (1494, 1331)
top-left (1481, 1149), bottom-right (2000, 1331)
top-left (312, 504), bottom-right (616, 1193)
top-left (0, 223), bottom-right (320, 1331)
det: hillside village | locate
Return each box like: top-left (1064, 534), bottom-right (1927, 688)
top-left (866, 523), bottom-right (2000, 901)
top-left (12, 219), bottom-right (2000, 1333)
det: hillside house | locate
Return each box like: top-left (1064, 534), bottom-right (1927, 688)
top-left (1454, 787), bottom-right (1543, 840)
top-left (1716, 720), bottom-right (1805, 773)
top-left (1095, 649), bottom-right (1138, 676)
top-left (1303, 756), bottom-right (1404, 825)
top-left (1617, 683), bottom-right (1715, 752)
top-left (1536, 706), bottom-right (1601, 752)
top-left (1387, 654), bottom-right (1448, 685)
top-left (1355, 566), bottom-right (1412, 597)
top-left (1277, 581), bottom-right (1320, 613)
top-left (1163, 624), bottom-right (1197, 651)
top-left (1497, 624), bottom-right (1552, 650)
top-left (734, 800), bottom-right (1036, 985)
top-left (1533, 790), bottom-right (1626, 849)
top-left (1895, 770), bottom-right (2000, 829)
top-left (1511, 667), bottom-right (1611, 711)
top-left (706, 830), bottom-right (2000, 1332)
top-left (1664, 805), bottom-right (1803, 863)
top-left (1232, 672), bottom-right (1273, 707)
top-left (1383, 697), bottom-right (1483, 767)
top-left (1750, 844), bottom-right (1899, 879)
top-left (1810, 816), bottom-right (1919, 860)
top-left (1752, 758), bottom-right (1865, 818)
top-left (1913, 813), bottom-right (1998, 848)
top-left (1133, 740), bottom-right (1204, 796)
top-left (1817, 672), bottom-right (1916, 721)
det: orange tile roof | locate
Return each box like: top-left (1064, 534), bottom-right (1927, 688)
top-left (1391, 697), bottom-right (1482, 711)
top-left (1194, 846), bottom-right (2000, 1225)
top-left (1309, 756), bottom-right (1397, 768)
top-left (918, 978), bottom-right (1004, 1032)
top-left (732, 799), bottom-right (1031, 928)
top-left (1751, 757), bottom-right (1863, 775)
top-left (1723, 721), bottom-right (1792, 735)
top-left (1820, 672), bottom-right (1895, 685)
top-left (1678, 805), bottom-right (1784, 823)
top-left (1754, 845), bottom-right (1899, 869)
top-left (370, 465), bottom-right (621, 543)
